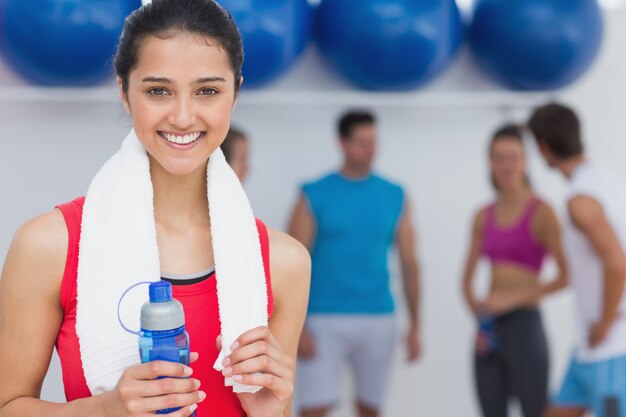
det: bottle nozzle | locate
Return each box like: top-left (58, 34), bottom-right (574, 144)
top-left (149, 281), bottom-right (172, 303)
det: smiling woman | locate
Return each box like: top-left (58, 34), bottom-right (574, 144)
top-left (119, 33), bottom-right (237, 177)
top-left (0, 1), bottom-right (310, 417)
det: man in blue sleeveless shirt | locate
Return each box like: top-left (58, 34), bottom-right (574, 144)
top-left (288, 111), bottom-right (421, 417)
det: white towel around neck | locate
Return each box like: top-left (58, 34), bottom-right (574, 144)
top-left (76, 129), bottom-right (267, 394)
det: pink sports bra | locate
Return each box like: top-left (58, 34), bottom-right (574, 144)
top-left (481, 197), bottom-right (547, 273)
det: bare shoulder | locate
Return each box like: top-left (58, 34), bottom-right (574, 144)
top-left (567, 195), bottom-right (605, 228)
top-left (266, 227), bottom-right (311, 295)
top-left (534, 199), bottom-right (559, 224)
top-left (473, 207), bottom-right (488, 233)
top-left (1, 209), bottom-right (67, 298)
top-left (568, 194), bottom-right (603, 214)
top-left (267, 227), bottom-right (311, 275)
top-left (11, 209), bottom-right (68, 265)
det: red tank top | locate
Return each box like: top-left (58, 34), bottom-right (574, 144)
top-left (54, 197), bottom-right (274, 416)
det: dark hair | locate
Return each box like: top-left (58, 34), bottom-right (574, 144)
top-left (338, 111), bottom-right (376, 140)
top-left (528, 103), bottom-right (583, 159)
top-left (221, 126), bottom-right (247, 163)
top-left (490, 124), bottom-right (523, 150)
top-left (489, 123), bottom-right (531, 190)
top-left (114, 0), bottom-right (244, 94)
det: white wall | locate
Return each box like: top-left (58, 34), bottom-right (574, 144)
top-left (1, 7), bottom-right (625, 416)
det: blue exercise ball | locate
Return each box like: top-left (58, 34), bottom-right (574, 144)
top-left (217, 0), bottom-right (312, 88)
top-left (0, 0), bottom-right (141, 86)
top-left (469, 0), bottom-right (604, 90)
top-left (316, 0), bottom-right (464, 91)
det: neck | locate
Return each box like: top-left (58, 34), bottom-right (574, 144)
top-left (557, 154), bottom-right (586, 179)
top-left (150, 158), bottom-right (209, 229)
top-left (497, 185), bottom-right (531, 204)
top-left (340, 163), bottom-right (370, 179)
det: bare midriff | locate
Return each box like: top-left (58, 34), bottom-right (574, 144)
top-left (489, 263), bottom-right (541, 309)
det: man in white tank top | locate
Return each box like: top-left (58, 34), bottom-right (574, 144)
top-left (530, 103), bottom-right (626, 417)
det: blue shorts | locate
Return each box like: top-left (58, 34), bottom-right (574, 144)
top-left (554, 354), bottom-right (626, 417)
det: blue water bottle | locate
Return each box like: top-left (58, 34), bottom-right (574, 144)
top-left (477, 314), bottom-right (499, 357)
top-left (139, 281), bottom-right (193, 415)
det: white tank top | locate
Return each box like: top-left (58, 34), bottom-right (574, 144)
top-left (564, 161), bottom-right (626, 362)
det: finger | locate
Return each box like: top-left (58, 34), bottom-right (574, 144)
top-left (225, 355), bottom-right (292, 380)
top-left (165, 403), bottom-right (199, 416)
top-left (232, 373), bottom-right (293, 401)
top-left (301, 346), bottom-right (317, 358)
top-left (298, 351), bottom-right (311, 359)
top-left (190, 352), bottom-right (199, 363)
top-left (303, 338), bottom-right (317, 356)
top-left (225, 340), bottom-right (283, 368)
top-left (136, 377), bottom-right (200, 397)
top-left (232, 326), bottom-right (279, 351)
top-left (297, 345), bottom-right (314, 359)
top-left (140, 390), bottom-right (206, 414)
top-left (412, 345), bottom-right (422, 360)
top-left (129, 361), bottom-right (193, 380)
top-left (216, 335), bottom-right (222, 351)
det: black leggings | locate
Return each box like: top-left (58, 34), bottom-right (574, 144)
top-left (474, 309), bottom-right (549, 417)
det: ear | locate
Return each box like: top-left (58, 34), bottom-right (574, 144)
top-left (339, 137), bottom-right (349, 152)
top-left (117, 76), bottom-right (131, 114)
top-left (232, 76), bottom-right (244, 110)
top-left (537, 141), bottom-right (550, 156)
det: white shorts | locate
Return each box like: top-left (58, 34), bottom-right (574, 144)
top-left (296, 314), bottom-right (397, 411)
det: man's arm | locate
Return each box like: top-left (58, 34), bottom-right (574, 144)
top-left (568, 195), bottom-right (626, 347)
top-left (395, 199), bottom-right (421, 361)
top-left (287, 193), bottom-right (316, 251)
top-left (286, 193), bottom-right (317, 359)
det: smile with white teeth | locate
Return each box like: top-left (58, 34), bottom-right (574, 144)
top-left (160, 131), bottom-right (203, 145)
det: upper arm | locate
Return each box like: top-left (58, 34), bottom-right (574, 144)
top-left (395, 198), bottom-right (418, 266)
top-left (267, 228), bottom-right (311, 363)
top-left (533, 202), bottom-right (568, 277)
top-left (287, 193), bottom-right (316, 251)
top-left (568, 195), bottom-right (626, 268)
top-left (0, 210), bottom-right (67, 408)
top-left (463, 209), bottom-right (486, 284)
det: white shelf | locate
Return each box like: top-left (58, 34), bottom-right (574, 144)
top-left (0, 86), bottom-right (119, 103)
top-left (0, 85), bottom-right (553, 108)
top-left (0, 44), bottom-right (558, 108)
top-left (239, 90), bottom-right (553, 108)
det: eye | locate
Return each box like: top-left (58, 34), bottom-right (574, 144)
top-left (148, 87), bottom-right (170, 96)
top-left (198, 87), bottom-right (218, 96)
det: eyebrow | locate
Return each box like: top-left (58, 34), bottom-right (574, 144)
top-left (141, 76), bottom-right (228, 84)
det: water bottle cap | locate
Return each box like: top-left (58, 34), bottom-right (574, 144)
top-left (149, 281), bottom-right (172, 303)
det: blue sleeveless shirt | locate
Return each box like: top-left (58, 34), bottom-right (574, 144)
top-left (302, 172), bottom-right (405, 314)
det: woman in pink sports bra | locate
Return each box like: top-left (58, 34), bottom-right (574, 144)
top-left (462, 124), bottom-right (569, 417)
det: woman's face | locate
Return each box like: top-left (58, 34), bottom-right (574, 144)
top-left (490, 137), bottom-right (527, 191)
top-left (120, 32), bottom-right (238, 176)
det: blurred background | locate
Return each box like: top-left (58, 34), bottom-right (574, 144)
top-left (0, 0), bottom-right (625, 416)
